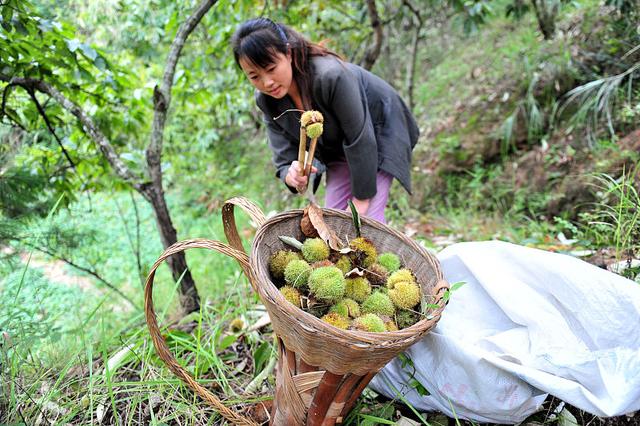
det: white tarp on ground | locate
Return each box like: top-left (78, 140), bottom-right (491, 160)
top-left (369, 241), bottom-right (640, 424)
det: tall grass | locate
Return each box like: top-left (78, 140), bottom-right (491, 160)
top-left (581, 164), bottom-right (640, 263)
top-left (559, 57), bottom-right (640, 145)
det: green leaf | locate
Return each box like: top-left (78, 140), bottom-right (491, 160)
top-left (449, 281), bottom-right (466, 292)
top-left (94, 55), bottom-right (106, 70)
top-left (79, 43), bottom-right (98, 61)
top-left (2, 5), bottom-right (13, 23)
top-left (66, 38), bottom-right (80, 52)
top-left (398, 352), bottom-right (414, 369)
top-left (409, 378), bottom-right (430, 396)
top-left (217, 334), bottom-right (237, 352)
top-left (279, 235), bottom-right (303, 250)
top-left (558, 407), bottom-right (579, 426)
top-left (253, 341), bottom-right (271, 377)
top-left (358, 414), bottom-right (396, 425)
top-left (348, 199), bottom-right (361, 237)
top-left (440, 281), bottom-right (467, 303)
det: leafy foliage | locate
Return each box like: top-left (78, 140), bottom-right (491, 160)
top-left (0, 165), bottom-right (51, 217)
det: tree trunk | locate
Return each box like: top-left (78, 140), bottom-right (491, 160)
top-left (403, 0), bottom-right (423, 112)
top-left (143, 185), bottom-right (200, 314)
top-left (531, 0), bottom-right (558, 40)
top-left (141, 0), bottom-right (217, 314)
top-left (363, 0), bottom-right (383, 70)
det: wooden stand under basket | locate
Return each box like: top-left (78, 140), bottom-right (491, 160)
top-left (144, 197), bottom-right (449, 425)
top-left (269, 335), bottom-right (378, 425)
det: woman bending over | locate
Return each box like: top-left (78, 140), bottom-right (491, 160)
top-left (232, 18), bottom-right (418, 223)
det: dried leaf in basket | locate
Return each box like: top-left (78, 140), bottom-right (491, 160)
top-left (307, 203), bottom-right (343, 250)
top-left (345, 268), bottom-right (365, 278)
top-left (300, 206), bottom-right (319, 238)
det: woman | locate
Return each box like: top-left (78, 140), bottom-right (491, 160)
top-left (232, 18), bottom-right (419, 223)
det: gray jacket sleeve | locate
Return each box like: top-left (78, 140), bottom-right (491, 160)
top-left (257, 95), bottom-right (299, 193)
top-left (318, 65), bottom-right (378, 199)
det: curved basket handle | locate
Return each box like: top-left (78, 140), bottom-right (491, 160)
top-left (144, 238), bottom-right (259, 426)
top-left (222, 197), bottom-right (266, 255)
top-left (222, 197), bottom-right (266, 294)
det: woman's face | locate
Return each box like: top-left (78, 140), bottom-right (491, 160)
top-left (239, 51), bottom-right (293, 99)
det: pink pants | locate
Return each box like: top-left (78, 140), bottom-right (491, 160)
top-left (324, 159), bottom-right (393, 223)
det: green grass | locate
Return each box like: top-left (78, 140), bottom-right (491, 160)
top-left (414, 13), bottom-right (543, 122)
top-left (1, 264), bottom-right (269, 424)
top-left (574, 165), bottom-right (640, 262)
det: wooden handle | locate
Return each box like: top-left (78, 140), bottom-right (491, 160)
top-left (297, 127), bottom-right (308, 194)
top-left (304, 137), bottom-right (319, 177)
top-left (298, 127), bottom-right (307, 174)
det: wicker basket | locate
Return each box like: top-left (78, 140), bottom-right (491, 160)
top-left (144, 197), bottom-right (448, 426)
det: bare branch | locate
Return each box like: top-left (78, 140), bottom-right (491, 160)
top-left (363, 0), bottom-right (383, 70)
top-left (403, 0), bottom-right (424, 111)
top-left (143, 0), bottom-right (217, 314)
top-left (131, 190), bottom-right (143, 286)
top-left (26, 87), bottom-right (77, 171)
top-left (1, 82), bottom-right (28, 131)
top-left (147, 0), bottom-right (218, 187)
top-left (530, 0), bottom-right (558, 40)
top-left (0, 74), bottom-right (145, 192)
top-left (403, 0), bottom-right (423, 25)
top-left (18, 240), bottom-right (139, 309)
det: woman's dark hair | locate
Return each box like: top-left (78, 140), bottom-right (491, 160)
top-left (231, 18), bottom-right (340, 110)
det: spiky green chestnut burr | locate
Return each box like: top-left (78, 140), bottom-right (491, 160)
top-left (280, 286), bottom-right (302, 307)
top-left (300, 110), bottom-right (324, 127)
top-left (306, 122), bottom-right (323, 138)
top-left (352, 314), bottom-right (386, 332)
top-left (361, 291), bottom-right (395, 316)
top-left (269, 250), bottom-right (302, 281)
top-left (388, 280), bottom-right (421, 309)
top-left (321, 312), bottom-right (350, 329)
top-left (329, 298), bottom-right (361, 318)
top-left (284, 259), bottom-right (312, 289)
top-left (335, 255), bottom-right (352, 274)
top-left (344, 277), bottom-right (372, 303)
top-left (377, 252), bottom-right (401, 273)
top-left (386, 268), bottom-right (416, 288)
top-left (308, 266), bottom-right (345, 303)
top-left (384, 319), bottom-right (399, 331)
top-left (302, 238), bottom-right (330, 263)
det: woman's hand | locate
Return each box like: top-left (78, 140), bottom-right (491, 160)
top-left (285, 161), bottom-right (317, 189)
top-left (351, 197), bottom-right (370, 216)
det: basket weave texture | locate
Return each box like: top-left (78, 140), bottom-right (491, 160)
top-left (145, 197), bottom-right (448, 426)
top-left (247, 206), bottom-right (448, 376)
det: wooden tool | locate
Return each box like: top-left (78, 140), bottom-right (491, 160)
top-left (297, 110), bottom-right (324, 194)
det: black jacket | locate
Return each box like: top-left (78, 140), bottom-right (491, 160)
top-left (256, 55), bottom-right (419, 199)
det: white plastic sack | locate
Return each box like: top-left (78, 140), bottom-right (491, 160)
top-left (370, 241), bottom-right (640, 424)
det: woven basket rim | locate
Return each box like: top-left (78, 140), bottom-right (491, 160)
top-left (250, 206), bottom-right (448, 344)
